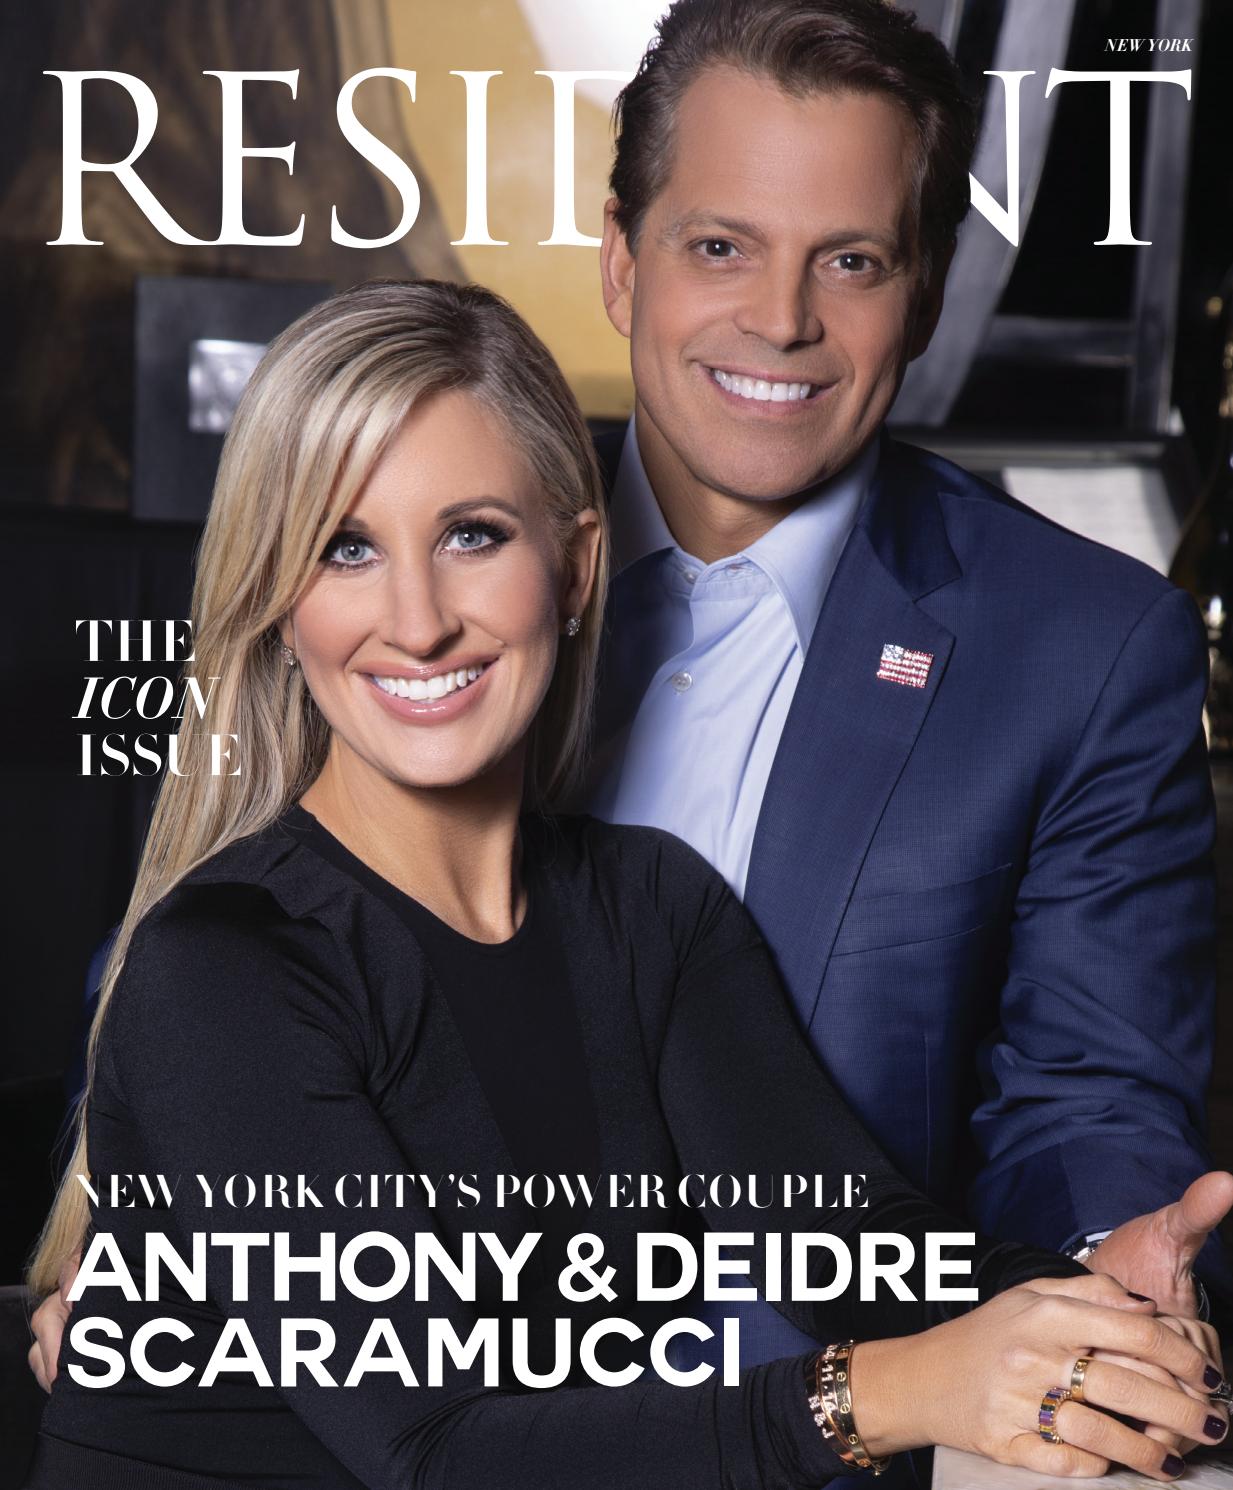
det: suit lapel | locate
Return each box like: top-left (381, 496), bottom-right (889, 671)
top-left (744, 441), bottom-right (961, 1030)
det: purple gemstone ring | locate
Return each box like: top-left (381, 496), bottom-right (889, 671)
top-left (1038, 1386), bottom-right (1073, 1444)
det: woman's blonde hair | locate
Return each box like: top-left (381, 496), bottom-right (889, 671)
top-left (29, 279), bottom-right (609, 1295)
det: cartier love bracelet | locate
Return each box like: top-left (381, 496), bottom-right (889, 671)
top-left (805, 1340), bottom-right (892, 1476)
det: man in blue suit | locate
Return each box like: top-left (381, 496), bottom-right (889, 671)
top-left (586, 0), bottom-right (1232, 1367)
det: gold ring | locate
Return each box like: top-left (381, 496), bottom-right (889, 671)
top-left (1070, 1357), bottom-right (1091, 1403)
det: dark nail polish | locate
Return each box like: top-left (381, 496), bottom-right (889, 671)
top-left (1162, 1454), bottom-right (1186, 1478)
top-left (1205, 1414), bottom-right (1227, 1441)
top-left (1204, 1365), bottom-right (1223, 1390)
top-left (1128, 1292), bottom-right (1155, 1303)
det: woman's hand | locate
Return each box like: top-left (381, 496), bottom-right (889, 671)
top-left (1027, 1271), bottom-right (1226, 1458)
top-left (26, 1251), bottom-right (78, 1393)
top-left (1085, 1311), bottom-right (1228, 1458)
top-left (847, 1273), bottom-right (1228, 1481)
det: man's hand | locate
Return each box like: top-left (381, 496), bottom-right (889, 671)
top-left (1082, 1171), bottom-right (1233, 1317)
top-left (26, 1251), bottom-right (78, 1393)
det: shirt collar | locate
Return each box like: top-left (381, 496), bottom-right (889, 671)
top-left (609, 417), bottom-right (876, 652)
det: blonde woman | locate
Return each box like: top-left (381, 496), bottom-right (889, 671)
top-left (25, 282), bottom-right (1227, 1490)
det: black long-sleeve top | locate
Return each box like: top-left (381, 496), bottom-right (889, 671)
top-left (36, 810), bottom-right (1080, 1489)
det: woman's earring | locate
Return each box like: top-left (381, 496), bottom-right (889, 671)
top-left (564, 616), bottom-right (581, 638)
top-left (280, 642), bottom-right (298, 667)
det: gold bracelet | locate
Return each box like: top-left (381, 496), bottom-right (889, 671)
top-left (807, 1342), bottom-right (891, 1476)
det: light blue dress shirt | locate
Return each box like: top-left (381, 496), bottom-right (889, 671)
top-left (587, 421), bottom-right (876, 897)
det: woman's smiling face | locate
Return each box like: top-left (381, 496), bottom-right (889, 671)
top-left (284, 388), bottom-right (597, 793)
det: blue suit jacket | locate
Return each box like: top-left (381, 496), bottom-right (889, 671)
top-left (598, 431), bottom-right (1222, 1365)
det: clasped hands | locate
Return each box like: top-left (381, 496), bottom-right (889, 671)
top-left (853, 1271), bottom-right (1227, 1481)
top-left (1066, 1170), bottom-right (1233, 1469)
top-left (851, 1172), bottom-right (1232, 1480)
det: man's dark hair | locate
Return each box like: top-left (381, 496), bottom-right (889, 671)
top-left (610, 0), bottom-right (977, 281)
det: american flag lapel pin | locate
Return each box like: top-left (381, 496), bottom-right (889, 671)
top-left (876, 643), bottom-right (933, 688)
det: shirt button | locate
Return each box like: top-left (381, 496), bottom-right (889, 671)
top-left (670, 670), bottom-right (693, 693)
top-left (682, 569), bottom-right (698, 585)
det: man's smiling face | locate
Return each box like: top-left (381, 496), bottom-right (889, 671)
top-left (602, 68), bottom-right (945, 513)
